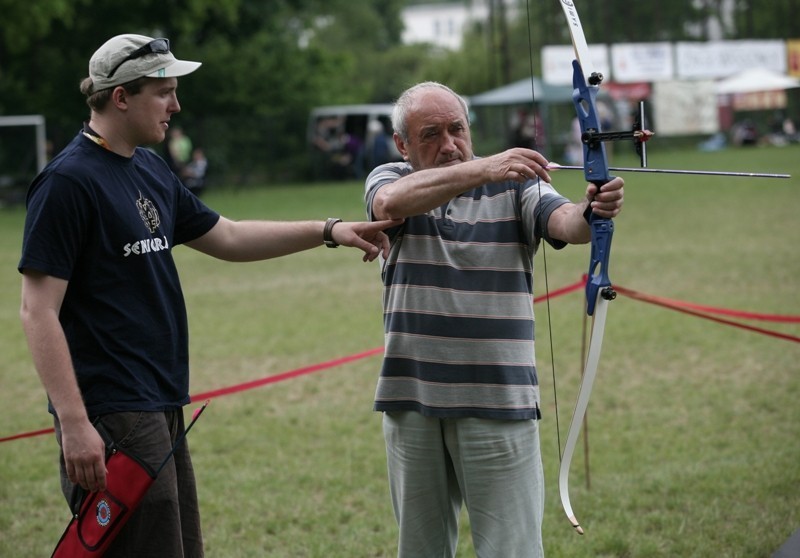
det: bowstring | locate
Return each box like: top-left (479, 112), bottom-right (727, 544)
top-left (525, 0), bottom-right (562, 461)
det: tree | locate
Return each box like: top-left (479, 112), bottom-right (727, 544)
top-left (1, 0), bottom-right (795, 185)
top-left (0, 0), bottom-right (413, 183)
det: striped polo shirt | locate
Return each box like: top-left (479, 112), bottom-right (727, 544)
top-left (365, 161), bottom-right (570, 420)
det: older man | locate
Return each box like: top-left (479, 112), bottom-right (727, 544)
top-left (365, 81), bottom-right (624, 557)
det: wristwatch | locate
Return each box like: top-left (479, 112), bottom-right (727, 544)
top-left (323, 218), bottom-right (342, 248)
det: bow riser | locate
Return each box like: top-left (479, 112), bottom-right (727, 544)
top-left (587, 217), bottom-right (615, 315)
top-left (571, 58), bottom-right (617, 315)
top-left (571, 60), bottom-right (612, 185)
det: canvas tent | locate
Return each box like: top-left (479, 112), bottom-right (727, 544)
top-left (465, 77), bottom-right (577, 157)
top-left (468, 77), bottom-right (573, 106)
top-left (715, 68), bottom-right (800, 95)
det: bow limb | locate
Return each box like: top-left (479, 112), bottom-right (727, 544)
top-left (558, 207), bottom-right (616, 535)
top-left (558, 291), bottom-right (609, 535)
top-left (559, 0), bottom-right (595, 78)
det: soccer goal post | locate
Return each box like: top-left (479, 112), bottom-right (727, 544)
top-left (0, 115), bottom-right (46, 205)
top-left (0, 114), bottom-right (47, 173)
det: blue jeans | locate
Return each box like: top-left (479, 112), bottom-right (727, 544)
top-left (383, 412), bottom-right (545, 558)
top-left (55, 410), bottom-right (203, 557)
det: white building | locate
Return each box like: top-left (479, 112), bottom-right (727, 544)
top-left (401, 1), bottom-right (517, 51)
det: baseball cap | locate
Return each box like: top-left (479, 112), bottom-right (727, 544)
top-left (89, 34), bottom-right (201, 91)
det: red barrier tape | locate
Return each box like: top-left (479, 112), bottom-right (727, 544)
top-left (0, 349), bottom-right (384, 444)
top-left (3, 276), bottom-right (795, 444)
top-left (0, 427), bottom-right (57, 444)
top-left (613, 284), bottom-right (800, 344)
top-left (613, 285), bottom-right (800, 323)
top-left (534, 278), bottom-right (585, 303)
top-left (189, 347), bottom-right (384, 401)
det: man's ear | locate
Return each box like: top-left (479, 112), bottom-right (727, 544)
top-left (393, 133), bottom-right (409, 161)
top-left (111, 86), bottom-right (128, 109)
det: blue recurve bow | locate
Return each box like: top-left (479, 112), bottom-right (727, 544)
top-left (556, 0), bottom-right (618, 535)
top-left (549, 0), bottom-right (790, 536)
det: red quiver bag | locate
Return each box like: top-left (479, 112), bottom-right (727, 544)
top-left (51, 446), bottom-right (155, 557)
top-left (50, 401), bottom-right (208, 557)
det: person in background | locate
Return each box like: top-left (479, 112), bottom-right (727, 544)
top-left (364, 81), bottom-right (624, 558)
top-left (563, 116), bottom-right (583, 165)
top-left (167, 125), bottom-right (192, 175)
top-left (19, 33), bottom-right (399, 558)
top-left (367, 119), bottom-right (392, 169)
top-left (182, 146), bottom-right (208, 196)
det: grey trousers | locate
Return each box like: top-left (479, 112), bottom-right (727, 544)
top-left (383, 412), bottom-right (545, 558)
top-left (55, 410), bottom-right (203, 558)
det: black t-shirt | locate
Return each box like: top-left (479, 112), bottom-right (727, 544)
top-left (19, 131), bottom-right (220, 416)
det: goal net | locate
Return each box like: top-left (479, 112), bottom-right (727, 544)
top-left (0, 115), bottom-right (46, 206)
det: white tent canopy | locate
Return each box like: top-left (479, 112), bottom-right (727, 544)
top-left (715, 68), bottom-right (800, 95)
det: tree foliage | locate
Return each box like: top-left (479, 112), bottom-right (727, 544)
top-left (0, 0), bottom-right (794, 184)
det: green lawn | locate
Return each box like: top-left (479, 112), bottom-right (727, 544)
top-left (1, 145), bottom-right (798, 557)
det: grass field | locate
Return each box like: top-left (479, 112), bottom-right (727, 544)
top-left (0, 145), bottom-right (798, 557)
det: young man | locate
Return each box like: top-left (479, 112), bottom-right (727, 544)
top-left (19, 34), bottom-right (399, 557)
top-left (365, 81), bottom-right (624, 557)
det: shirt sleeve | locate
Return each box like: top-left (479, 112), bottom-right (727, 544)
top-left (19, 172), bottom-right (90, 279)
top-left (520, 180), bottom-right (570, 250)
top-left (364, 162), bottom-right (411, 242)
top-left (172, 184), bottom-right (220, 246)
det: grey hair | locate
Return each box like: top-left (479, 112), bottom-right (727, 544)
top-left (391, 81), bottom-right (470, 143)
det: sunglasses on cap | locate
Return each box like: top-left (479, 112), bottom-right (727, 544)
top-left (106, 38), bottom-right (170, 79)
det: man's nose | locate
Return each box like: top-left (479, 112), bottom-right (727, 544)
top-left (170, 95), bottom-right (182, 113)
top-left (440, 132), bottom-right (457, 152)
